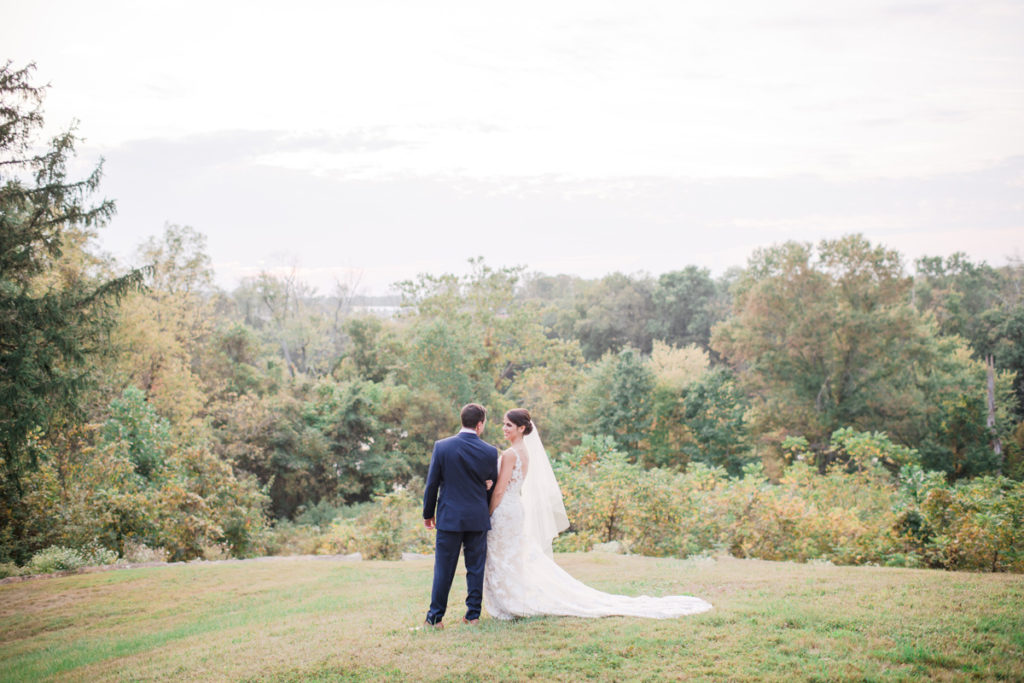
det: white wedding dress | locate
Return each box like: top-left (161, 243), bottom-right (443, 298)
top-left (483, 430), bottom-right (712, 620)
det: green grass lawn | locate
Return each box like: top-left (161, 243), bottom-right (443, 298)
top-left (1, 553), bottom-right (1021, 681)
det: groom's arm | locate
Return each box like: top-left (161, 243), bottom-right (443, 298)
top-left (485, 446), bottom-right (499, 503)
top-left (423, 443), bottom-right (443, 528)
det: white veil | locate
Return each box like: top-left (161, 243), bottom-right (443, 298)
top-left (520, 424), bottom-right (570, 556)
top-left (484, 421), bottom-right (713, 620)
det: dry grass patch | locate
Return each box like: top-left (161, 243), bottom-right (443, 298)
top-left (1, 553), bottom-right (1021, 681)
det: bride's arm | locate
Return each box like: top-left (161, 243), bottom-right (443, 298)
top-left (489, 452), bottom-right (516, 515)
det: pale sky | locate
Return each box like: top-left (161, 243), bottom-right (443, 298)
top-left (4, 0), bottom-right (1023, 293)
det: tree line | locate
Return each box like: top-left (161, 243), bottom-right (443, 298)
top-left (2, 62), bottom-right (1022, 570)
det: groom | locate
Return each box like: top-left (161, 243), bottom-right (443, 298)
top-left (423, 403), bottom-right (500, 628)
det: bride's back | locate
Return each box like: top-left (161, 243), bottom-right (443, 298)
top-left (502, 447), bottom-right (529, 484)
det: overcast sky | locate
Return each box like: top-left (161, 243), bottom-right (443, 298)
top-left (4, 0), bottom-right (1023, 294)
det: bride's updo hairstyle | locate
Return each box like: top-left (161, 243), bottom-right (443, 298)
top-left (505, 408), bottom-right (534, 435)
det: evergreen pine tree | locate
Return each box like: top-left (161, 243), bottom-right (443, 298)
top-left (0, 62), bottom-right (144, 561)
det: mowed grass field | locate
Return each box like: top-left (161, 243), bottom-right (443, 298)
top-left (1, 553), bottom-right (1022, 682)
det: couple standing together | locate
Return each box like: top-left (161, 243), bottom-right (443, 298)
top-left (423, 403), bottom-right (712, 628)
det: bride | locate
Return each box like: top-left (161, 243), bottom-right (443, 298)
top-left (483, 408), bottom-right (712, 620)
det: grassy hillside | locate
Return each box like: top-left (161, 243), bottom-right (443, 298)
top-left (1, 553), bottom-right (1021, 681)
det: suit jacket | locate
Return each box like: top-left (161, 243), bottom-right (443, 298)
top-left (423, 431), bottom-right (500, 532)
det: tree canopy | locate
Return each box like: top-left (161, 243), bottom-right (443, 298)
top-left (2, 62), bottom-right (1022, 570)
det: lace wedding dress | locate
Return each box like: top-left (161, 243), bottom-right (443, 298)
top-left (483, 433), bottom-right (712, 620)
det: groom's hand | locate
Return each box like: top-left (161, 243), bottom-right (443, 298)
top-left (424, 517), bottom-right (435, 530)
top-left (485, 479), bottom-right (493, 490)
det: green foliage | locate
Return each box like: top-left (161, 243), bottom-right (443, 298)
top-left (712, 235), bottom-right (1010, 478)
top-left (557, 436), bottom-right (641, 546)
top-left (571, 272), bottom-right (655, 359)
top-left (213, 377), bottom-right (402, 518)
top-left (88, 544), bottom-right (119, 566)
top-left (989, 307), bottom-right (1024, 419)
top-left (722, 462), bottom-right (897, 565)
top-left (643, 342), bottom-right (706, 468)
top-left (927, 392), bottom-right (1000, 477)
top-left (912, 253), bottom-right (1024, 423)
top-left (4, 71), bottom-right (1020, 572)
top-left (397, 258), bottom-right (586, 452)
top-left (407, 318), bottom-right (477, 405)
top-left (27, 545), bottom-right (88, 573)
top-left (1005, 421), bottom-right (1024, 480)
top-left (680, 366), bottom-right (752, 475)
top-left (337, 315), bottom-right (401, 383)
top-left (895, 470), bottom-right (1024, 572)
top-left (293, 499), bottom-right (345, 528)
top-left (99, 386), bottom-right (170, 480)
top-left (782, 426), bottom-right (921, 474)
top-left (358, 487), bottom-right (426, 560)
top-left (552, 427), bottom-right (1022, 572)
top-left (16, 387), bottom-right (267, 563)
top-left (911, 354), bottom-right (1016, 480)
top-left (913, 253), bottom-right (1006, 344)
top-left (715, 236), bottom-right (922, 451)
top-left (303, 378), bottom-right (398, 502)
top-left (212, 390), bottom-right (327, 519)
top-left (89, 387), bottom-right (268, 560)
top-left (829, 427), bottom-right (919, 471)
top-left (254, 519), bottom-right (326, 556)
top-left (105, 224), bottom-right (215, 427)
top-left (168, 445), bottom-right (268, 560)
top-left (649, 266), bottom-right (728, 351)
top-left (400, 260), bottom-right (542, 404)
top-left (0, 62), bottom-right (145, 561)
top-left (269, 484), bottom-right (434, 560)
top-left (232, 270), bottom-right (343, 379)
top-left (645, 384), bottom-right (690, 468)
top-left (579, 348), bottom-right (655, 459)
top-left (0, 561), bottom-right (22, 578)
top-left (207, 322), bottom-right (271, 397)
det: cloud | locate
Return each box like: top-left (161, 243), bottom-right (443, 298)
top-left (95, 129), bottom-right (410, 169)
top-left (12, 0), bottom-right (1021, 182)
top-left (94, 132), bottom-right (1024, 293)
top-left (10, 1), bottom-right (1015, 292)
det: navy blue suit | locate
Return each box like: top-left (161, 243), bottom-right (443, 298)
top-left (423, 431), bottom-right (499, 624)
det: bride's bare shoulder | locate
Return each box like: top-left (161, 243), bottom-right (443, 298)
top-left (500, 447), bottom-right (526, 463)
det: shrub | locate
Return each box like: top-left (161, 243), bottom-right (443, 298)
top-left (919, 476), bottom-right (1024, 572)
top-left (16, 391), bottom-right (270, 565)
top-left (0, 562), bottom-right (23, 579)
top-left (122, 541), bottom-right (168, 564)
top-left (723, 462), bottom-right (896, 565)
top-left (83, 544), bottom-right (119, 566)
top-left (202, 544), bottom-right (231, 561)
top-left (550, 428), bottom-right (1024, 573)
top-left (325, 486), bottom-right (434, 559)
top-left (557, 436), bottom-right (642, 546)
top-left (830, 427), bottom-right (920, 472)
top-left (28, 546), bottom-right (87, 574)
top-left (316, 517), bottom-right (360, 555)
top-left (295, 500), bottom-right (345, 528)
top-left (255, 521), bottom-right (324, 556)
top-left (361, 490), bottom-right (407, 560)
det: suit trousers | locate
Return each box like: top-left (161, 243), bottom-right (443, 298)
top-left (426, 528), bottom-right (487, 623)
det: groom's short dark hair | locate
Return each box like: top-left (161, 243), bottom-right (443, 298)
top-left (460, 403), bottom-right (486, 428)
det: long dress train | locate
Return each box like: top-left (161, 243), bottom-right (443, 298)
top-left (483, 450), bottom-right (712, 620)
